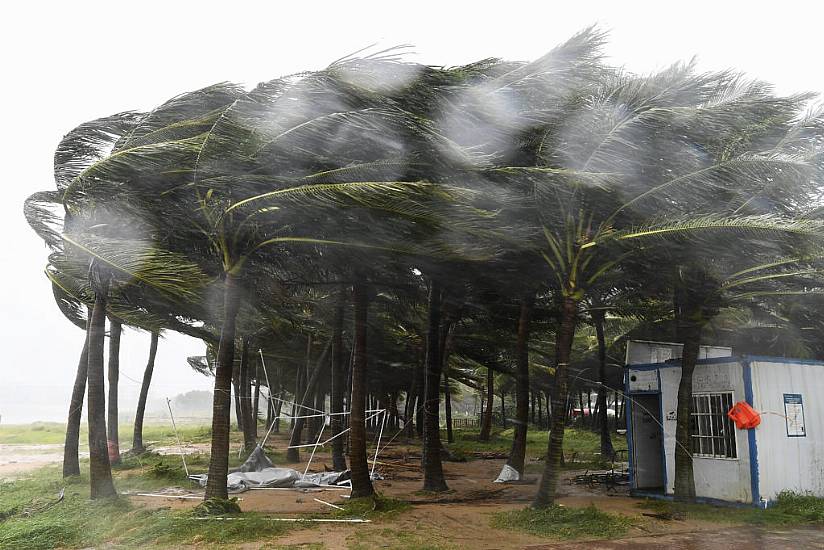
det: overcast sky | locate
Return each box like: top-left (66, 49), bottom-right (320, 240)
top-left (2, 0), bottom-right (823, 423)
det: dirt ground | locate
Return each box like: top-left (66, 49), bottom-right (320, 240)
top-left (0, 444), bottom-right (86, 479)
top-left (0, 441), bottom-right (203, 481)
top-left (7, 434), bottom-right (823, 548)
top-left (123, 433), bottom-right (754, 549)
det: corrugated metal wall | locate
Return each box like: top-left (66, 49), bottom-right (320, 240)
top-left (751, 360), bottom-right (824, 502)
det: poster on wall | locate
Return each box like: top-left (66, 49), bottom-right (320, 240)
top-left (784, 394), bottom-right (806, 437)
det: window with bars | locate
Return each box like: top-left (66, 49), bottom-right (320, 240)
top-left (690, 392), bottom-right (737, 459)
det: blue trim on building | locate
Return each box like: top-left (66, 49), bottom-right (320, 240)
top-left (624, 369), bottom-right (634, 490)
top-left (657, 368), bottom-right (668, 493)
top-left (627, 355), bottom-right (824, 373)
top-left (742, 360), bottom-right (762, 507)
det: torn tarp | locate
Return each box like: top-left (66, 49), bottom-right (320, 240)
top-left (190, 447), bottom-right (350, 493)
top-left (494, 463), bottom-right (520, 483)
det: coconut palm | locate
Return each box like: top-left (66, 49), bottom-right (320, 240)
top-left (132, 330), bottom-right (160, 453)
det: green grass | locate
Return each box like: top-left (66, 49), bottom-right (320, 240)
top-left (0, 422), bottom-right (71, 445)
top-left (0, 422), bottom-right (218, 447)
top-left (450, 427), bottom-right (614, 467)
top-left (637, 492), bottom-right (824, 526)
top-left (0, 453), bottom-right (291, 549)
top-left (333, 493), bottom-right (410, 520)
top-left (348, 527), bottom-right (454, 550)
top-left (492, 505), bottom-right (634, 540)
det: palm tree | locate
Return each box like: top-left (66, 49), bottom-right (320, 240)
top-left (85, 263), bottom-right (117, 498)
top-left (63, 311), bottom-right (89, 478)
top-left (132, 331), bottom-right (159, 453)
top-left (106, 317), bottom-right (122, 464)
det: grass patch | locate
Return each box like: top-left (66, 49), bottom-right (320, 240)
top-left (492, 505), bottom-right (633, 540)
top-left (193, 497), bottom-right (242, 516)
top-left (450, 427), bottom-right (617, 466)
top-left (0, 422), bottom-right (70, 445)
top-left (0, 457), bottom-right (293, 548)
top-left (0, 422), bottom-right (218, 447)
top-left (637, 492), bottom-right (824, 526)
top-left (334, 493), bottom-right (410, 520)
top-left (349, 527), bottom-right (454, 550)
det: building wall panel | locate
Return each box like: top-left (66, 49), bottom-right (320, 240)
top-left (751, 360), bottom-right (824, 503)
top-left (656, 361), bottom-right (752, 502)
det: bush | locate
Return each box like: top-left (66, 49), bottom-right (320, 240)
top-left (771, 491), bottom-right (824, 522)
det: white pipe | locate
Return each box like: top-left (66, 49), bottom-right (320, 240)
top-left (303, 422), bottom-right (326, 478)
top-left (313, 497), bottom-right (345, 510)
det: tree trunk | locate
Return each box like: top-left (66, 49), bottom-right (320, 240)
top-left (674, 316), bottom-right (701, 500)
top-left (404, 360), bottom-right (419, 441)
top-left (415, 357), bottom-right (425, 438)
top-left (239, 337), bottom-right (256, 453)
top-left (205, 272), bottom-right (241, 500)
top-left (479, 366), bottom-right (494, 441)
top-left (87, 283), bottom-right (117, 499)
top-left (586, 391), bottom-right (593, 429)
top-left (132, 331), bottom-right (159, 453)
top-left (286, 340), bottom-right (331, 462)
top-left (287, 335), bottom-right (311, 456)
top-left (252, 369), bottom-right (260, 439)
top-left (534, 296), bottom-right (577, 508)
top-left (390, 392), bottom-right (401, 431)
top-left (349, 280), bottom-right (374, 498)
top-left (591, 307), bottom-right (615, 460)
top-left (443, 371), bottom-right (454, 444)
top-left (106, 318), bottom-right (122, 465)
top-left (330, 287), bottom-right (348, 471)
top-left (274, 399), bottom-right (283, 433)
top-left (232, 359), bottom-right (243, 433)
top-left (505, 293), bottom-right (535, 476)
top-left (537, 390), bottom-right (543, 429)
top-left (500, 388), bottom-right (506, 428)
top-left (440, 320), bottom-right (454, 445)
top-left (422, 280), bottom-right (448, 492)
top-left (63, 325), bottom-right (89, 478)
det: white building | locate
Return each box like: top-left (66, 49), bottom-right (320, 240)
top-left (625, 347), bottom-right (824, 507)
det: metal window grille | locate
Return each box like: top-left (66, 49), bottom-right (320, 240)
top-left (690, 392), bottom-right (737, 459)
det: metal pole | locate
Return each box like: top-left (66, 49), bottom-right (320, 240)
top-left (370, 409), bottom-right (387, 478)
top-left (303, 420), bottom-right (326, 478)
top-left (166, 397), bottom-right (189, 477)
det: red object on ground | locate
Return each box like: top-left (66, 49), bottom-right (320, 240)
top-left (727, 401), bottom-right (761, 429)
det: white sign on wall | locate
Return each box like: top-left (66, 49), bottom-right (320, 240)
top-left (784, 394), bottom-right (806, 437)
top-left (628, 369), bottom-right (659, 392)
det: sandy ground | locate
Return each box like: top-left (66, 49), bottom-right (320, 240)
top-left (0, 444), bottom-right (87, 479)
top-left (6, 434), bottom-right (824, 548)
top-left (0, 439), bottom-right (211, 480)
top-left (124, 434), bottom-right (765, 549)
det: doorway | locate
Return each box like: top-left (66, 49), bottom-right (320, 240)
top-left (630, 393), bottom-right (665, 490)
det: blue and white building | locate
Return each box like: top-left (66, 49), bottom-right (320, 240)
top-left (624, 341), bottom-right (824, 506)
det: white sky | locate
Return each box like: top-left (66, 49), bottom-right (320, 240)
top-left (2, 0), bottom-right (823, 423)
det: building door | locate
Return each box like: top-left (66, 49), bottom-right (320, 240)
top-left (630, 394), bottom-right (665, 490)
